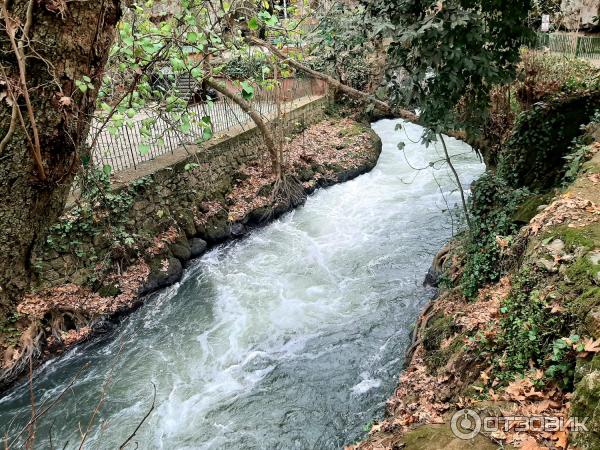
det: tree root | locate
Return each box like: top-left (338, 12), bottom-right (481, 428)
top-left (0, 309), bottom-right (93, 389)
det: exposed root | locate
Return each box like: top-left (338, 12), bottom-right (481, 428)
top-left (272, 174), bottom-right (306, 205)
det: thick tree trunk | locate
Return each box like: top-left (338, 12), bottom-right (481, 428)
top-left (0, 1), bottom-right (125, 316)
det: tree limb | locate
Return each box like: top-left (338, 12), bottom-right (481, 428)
top-left (118, 383), bottom-right (156, 450)
top-left (439, 133), bottom-right (472, 230)
top-left (205, 77), bottom-right (281, 178)
top-left (245, 35), bottom-right (418, 123)
top-left (2, 0), bottom-right (46, 180)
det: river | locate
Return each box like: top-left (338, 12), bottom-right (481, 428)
top-left (0, 119), bottom-right (484, 449)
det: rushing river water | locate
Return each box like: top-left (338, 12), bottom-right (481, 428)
top-left (0, 119), bottom-right (484, 449)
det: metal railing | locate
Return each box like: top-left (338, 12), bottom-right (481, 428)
top-left (531, 32), bottom-right (600, 61)
top-left (90, 78), bottom-right (327, 172)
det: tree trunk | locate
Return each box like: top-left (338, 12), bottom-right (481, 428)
top-left (206, 78), bottom-right (282, 179)
top-left (0, 1), bottom-right (126, 316)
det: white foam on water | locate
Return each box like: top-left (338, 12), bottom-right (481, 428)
top-left (0, 119), bottom-right (485, 449)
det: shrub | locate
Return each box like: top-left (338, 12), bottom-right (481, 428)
top-left (461, 174), bottom-right (529, 298)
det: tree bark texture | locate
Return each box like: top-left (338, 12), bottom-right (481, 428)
top-left (0, 0), bottom-right (125, 317)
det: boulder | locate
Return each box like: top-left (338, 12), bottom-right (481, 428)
top-left (230, 222), bottom-right (246, 237)
top-left (141, 256), bottom-right (183, 295)
top-left (170, 240), bottom-right (191, 262)
top-left (571, 368), bottom-right (600, 449)
top-left (189, 238), bottom-right (208, 258)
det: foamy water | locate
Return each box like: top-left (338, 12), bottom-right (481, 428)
top-left (0, 119), bottom-right (484, 449)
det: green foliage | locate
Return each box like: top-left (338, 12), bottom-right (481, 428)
top-left (370, 0), bottom-right (532, 134)
top-left (497, 92), bottom-right (600, 191)
top-left (222, 55), bottom-right (268, 80)
top-left (563, 111), bottom-right (600, 184)
top-left (422, 313), bottom-right (462, 371)
top-left (305, 4), bottom-right (381, 91)
top-left (44, 169), bottom-right (148, 285)
top-left (461, 174), bottom-right (529, 298)
top-left (545, 223), bottom-right (600, 253)
top-left (75, 76), bottom-right (95, 94)
top-left (491, 270), bottom-right (576, 387)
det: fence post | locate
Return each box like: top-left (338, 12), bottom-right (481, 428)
top-left (575, 35), bottom-right (582, 57)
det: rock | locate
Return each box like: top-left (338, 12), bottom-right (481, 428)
top-left (189, 238), bottom-right (207, 258)
top-left (230, 222), bottom-right (246, 237)
top-left (546, 239), bottom-right (565, 256)
top-left (141, 257), bottom-right (183, 295)
top-left (177, 211), bottom-right (197, 238)
top-left (399, 423), bottom-right (499, 449)
top-left (200, 214), bottom-right (230, 242)
top-left (571, 369), bottom-right (600, 449)
top-left (92, 232), bottom-right (110, 248)
top-left (170, 240), bottom-right (191, 262)
top-left (588, 251), bottom-right (600, 266)
top-left (536, 258), bottom-right (557, 273)
top-left (586, 308), bottom-right (600, 339)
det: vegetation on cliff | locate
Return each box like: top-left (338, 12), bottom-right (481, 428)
top-left (355, 51), bottom-right (600, 450)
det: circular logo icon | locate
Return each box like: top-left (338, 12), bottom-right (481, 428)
top-left (450, 409), bottom-right (482, 440)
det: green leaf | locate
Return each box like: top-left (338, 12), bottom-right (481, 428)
top-left (139, 143), bottom-right (151, 156)
top-left (240, 81), bottom-right (254, 100)
top-left (102, 164), bottom-right (112, 177)
top-left (202, 127), bottom-right (213, 141)
top-left (248, 17), bottom-right (259, 30)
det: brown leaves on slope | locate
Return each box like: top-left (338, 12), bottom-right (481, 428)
top-left (18, 260), bottom-right (149, 320)
top-left (529, 192), bottom-right (600, 235)
top-left (227, 119), bottom-right (376, 221)
top-left (4, 260), bottom-right (151, 370)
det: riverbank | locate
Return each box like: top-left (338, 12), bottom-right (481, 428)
top-left (0, 117), bottom-right (484, 448)
top-left (351, 129), bottom-right (600, 448)
top-left (0, 115), bottom-right (382, 392)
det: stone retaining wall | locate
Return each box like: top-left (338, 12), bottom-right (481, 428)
top-left (34, 96), bottom-right (329, 291)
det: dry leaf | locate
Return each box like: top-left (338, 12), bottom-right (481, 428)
top-left (520, 436), bottom-right (549, 450)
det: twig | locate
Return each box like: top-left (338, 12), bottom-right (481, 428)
top-left (439, 133), bottom-right (472, 230)
top-left (8, 363), bottom-right (90, 448)
top-left (245, 35), bottom-right (418, 122)
top-left (118, 382), bottom-right (157, 450)
top-left (25, 357), bottom-right (36, 450)
top-left (1, 0), bottom-right (46, 180)
top-left (0, 101), bottom-right (17, 155)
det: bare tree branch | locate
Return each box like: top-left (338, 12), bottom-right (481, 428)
top-left (118, 382), bottom-right (157, 450)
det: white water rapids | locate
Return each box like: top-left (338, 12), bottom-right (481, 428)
top-left (0, 119), bottom-right (484, 449)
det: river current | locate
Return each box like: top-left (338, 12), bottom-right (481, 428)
top-left (0, 119), bottom-right (484, 449)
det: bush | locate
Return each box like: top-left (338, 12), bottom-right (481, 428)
top-left (222, 55), bottom-right (269, 80)
top-left (461, 174), bottom-right (529, 298)
top-left (497, 90), bottom-right (600, 191)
